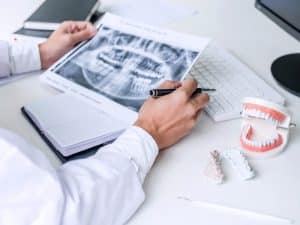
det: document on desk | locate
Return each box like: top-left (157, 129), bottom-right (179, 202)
top-left (100, 0), bottom-right (198, 26)
top-left (38, 13), bottom-right (210, 157)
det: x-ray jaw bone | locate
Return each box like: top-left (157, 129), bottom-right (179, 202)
top-left (73, 45), bottom-right (172, 104)
top-left (240, 97), bottom-right (292, 159)
top-left (61, 26), bottom-right (199, 110)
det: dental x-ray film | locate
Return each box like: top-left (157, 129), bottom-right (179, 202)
top-left (55, 25), bottom-right (198, 111)
top-left (43, 13), bottom-right (210, 122)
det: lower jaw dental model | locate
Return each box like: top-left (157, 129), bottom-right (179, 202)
top-left (240, 97), bottom-right (293, 159)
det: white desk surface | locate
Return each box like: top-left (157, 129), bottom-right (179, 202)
top-left (0, 0), bottom-right (300, 225)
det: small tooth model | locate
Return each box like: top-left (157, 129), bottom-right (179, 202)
top-left (221, 148), bottom-right (255, 180)
top-left (240, 97), bottom-right (293, 159)
top-left (203, 150), bottom-right (224, 184)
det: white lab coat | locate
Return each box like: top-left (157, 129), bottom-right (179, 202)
top-left (0, 40), bottom-right (158, 225)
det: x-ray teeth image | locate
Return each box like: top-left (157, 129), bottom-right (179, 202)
top-left (56, 26), bottom-right (199, 111)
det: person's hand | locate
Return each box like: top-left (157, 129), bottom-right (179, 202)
top-left (134, 79), bottom-right (209, 150)
top-left (39, 21), bottom-right (97, 69)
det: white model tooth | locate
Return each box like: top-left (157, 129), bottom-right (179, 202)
top-left (256, 110), bottom-right (261, 118)
top-left (262, 112), bottom-right (268, 120)
top-left (257, 141), bottom-right (261, 147)
top-left (268, 114), bottom-right (273, 120)
top-left (242, 110), bottom-right (246, 116)
top-left (245, 138), bottom-right (250, 144)
top-left (242, 132), bottom-right (246, 140)
top-left (254, 141), bottom-right (259, 147)
top-left (269, 139), bottom-right (273, 145)
top-left (253, 109), bottom-right (258, 117)
top-left (270, 135), bottom-right (277, 143)
top-left (248, 109), bottom-right (254, 116)
top-left (246, 139), bottom-right (252, 145)
top-left (271, 138), bottom-right (275, 144)
top-left (246, 109), bottom-right (251, 116)
top-left (257, 110), bottom-right (262, 118)
top-left (269, 117), bottom-right (273, 123)
top-left (264, 140), bottom-right (269, 146)
top-left (252, 110), bottom-right (258, 118)
top-left (271, 137), bottom-right (276, 144)
top-left (264, 141), bottom-right (269, 146)
top-left (261, 111), bottom-right (266, 119)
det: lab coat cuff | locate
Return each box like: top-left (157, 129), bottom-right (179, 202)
top-left (132, 125), bottom-right (159, 166)
top-left (0, 41), bottom-right (10, 77)
top-left (99, 126), bottom-right (159, 183)
top-left (9, 41), bottom-right (41, 74)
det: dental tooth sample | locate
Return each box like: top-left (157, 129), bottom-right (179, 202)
top-left (203, 150), bottom-right (224, 184)
top-left (221, 149), bottom-right (255, 180)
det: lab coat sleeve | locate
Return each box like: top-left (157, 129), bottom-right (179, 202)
top-left (0, 40), bottom-right (41, 78)
top-left (0, 126), bottom-right (158, 225)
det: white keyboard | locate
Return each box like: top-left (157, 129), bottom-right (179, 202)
top-left (187, 44), bottom-right (285, 122)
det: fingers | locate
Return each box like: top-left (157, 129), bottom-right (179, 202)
top-left (177, 79), bottom-right (197, 98)
top-left (60, 21), bottom-right (97, 44)
top-left (70, 22), bottom-right (97, 43)
top-left (72, 21), bottom-right (94, 30)
top-left (189, 93), bottom-right (209, 111)
top-left (158, 80), bottom-right (182, 89)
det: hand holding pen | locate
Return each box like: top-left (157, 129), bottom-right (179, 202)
top-left (150, 87), bottom-right (216, 97)
top-left (135, 80), bottom-right (210, 149)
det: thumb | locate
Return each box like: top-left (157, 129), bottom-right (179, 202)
top-left (69, 25), bottom-right (97, 45)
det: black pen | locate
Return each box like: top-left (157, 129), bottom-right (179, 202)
top-left (150, 88), bottom-right (216, 97)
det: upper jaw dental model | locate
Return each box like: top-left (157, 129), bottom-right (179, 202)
top-left (240, 97), bottom-right (293, 159)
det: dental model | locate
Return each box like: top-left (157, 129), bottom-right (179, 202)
top-left (203, 149), bottom-right (255, 184)
top-left (240, 97), bottom-right (292, 159)
top-left (203, 150), bottom-right (224, 184)
top-left (221, 149), bottom-right (255, 180)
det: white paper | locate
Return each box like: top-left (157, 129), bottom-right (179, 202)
top-left (100, 0), bottom-right (198, 26)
